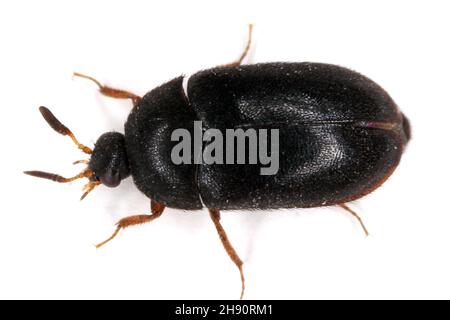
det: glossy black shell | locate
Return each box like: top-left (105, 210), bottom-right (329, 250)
top-left (124, 63), bottom-right (409, 210)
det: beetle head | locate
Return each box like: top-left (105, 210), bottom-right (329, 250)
top-left (89, 132), bottom-right (130, 188)
top-left (24, 107), bottom-right (130, 200)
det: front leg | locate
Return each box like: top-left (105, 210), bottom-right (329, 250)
top-left (96, 201), bottom-right (165, 249)
top-left (73, 72), bottom-right (142, 106)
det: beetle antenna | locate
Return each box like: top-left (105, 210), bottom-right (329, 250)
top-left (39, 106), bottom-right (93, 154)
top-left (24, 169), bottom-right (93, 183)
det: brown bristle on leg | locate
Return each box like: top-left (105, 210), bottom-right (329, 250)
top-left (38, 106), bottom-right (93, 154)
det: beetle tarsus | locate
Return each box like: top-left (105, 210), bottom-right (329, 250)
top-left (73, 72), bottom-right (141, 106)
top-left (209, 208), bottom-right (245, 300)
top-left (73, 160), bottom-right (89, 165)
top-left (96, 201), bottom-right (165, 249)
top-left (221, 24), bottom-right (253, 68)
top-left (339, 203), bottom-right (370, 237)
top-left (81, 180), bottom-right (101, 201)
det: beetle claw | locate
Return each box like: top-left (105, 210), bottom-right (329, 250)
top-left (80, 180), bottom-right (101, 201)
top-left (73, 160), bottom-right (89, 165)
top-left (95, 225), bottom-right (122, 249)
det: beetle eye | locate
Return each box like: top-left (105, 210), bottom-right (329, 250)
top-left (101, 170), bottom-right (121, 188)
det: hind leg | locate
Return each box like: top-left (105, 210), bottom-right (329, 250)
top-left (339, 203), bottom-right (370, 237)
top-left (209, 208), bottom-right (245, 299)
top-left (221, 24), bottom-right (253, 67)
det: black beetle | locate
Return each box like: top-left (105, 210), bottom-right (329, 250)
top-left (25, 25), bottom-right (410, 299)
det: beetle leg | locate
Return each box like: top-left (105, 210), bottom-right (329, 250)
top-left (221, 24), bottom-right (253, 67)
top-left (339, 204), bottom-right (370, 237)
top-left (96, 201), bottom-right (165, 249)
top-left (209, 208), bottom-right (245, 300)
top-left (73, 72), bottom-right (141, 106)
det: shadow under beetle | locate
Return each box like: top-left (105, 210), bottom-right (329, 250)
top-left (25, 25), bottom-right (410, 299)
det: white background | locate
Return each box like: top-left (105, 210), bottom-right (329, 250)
top-left (1, 0), bottom-right (449, 300)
